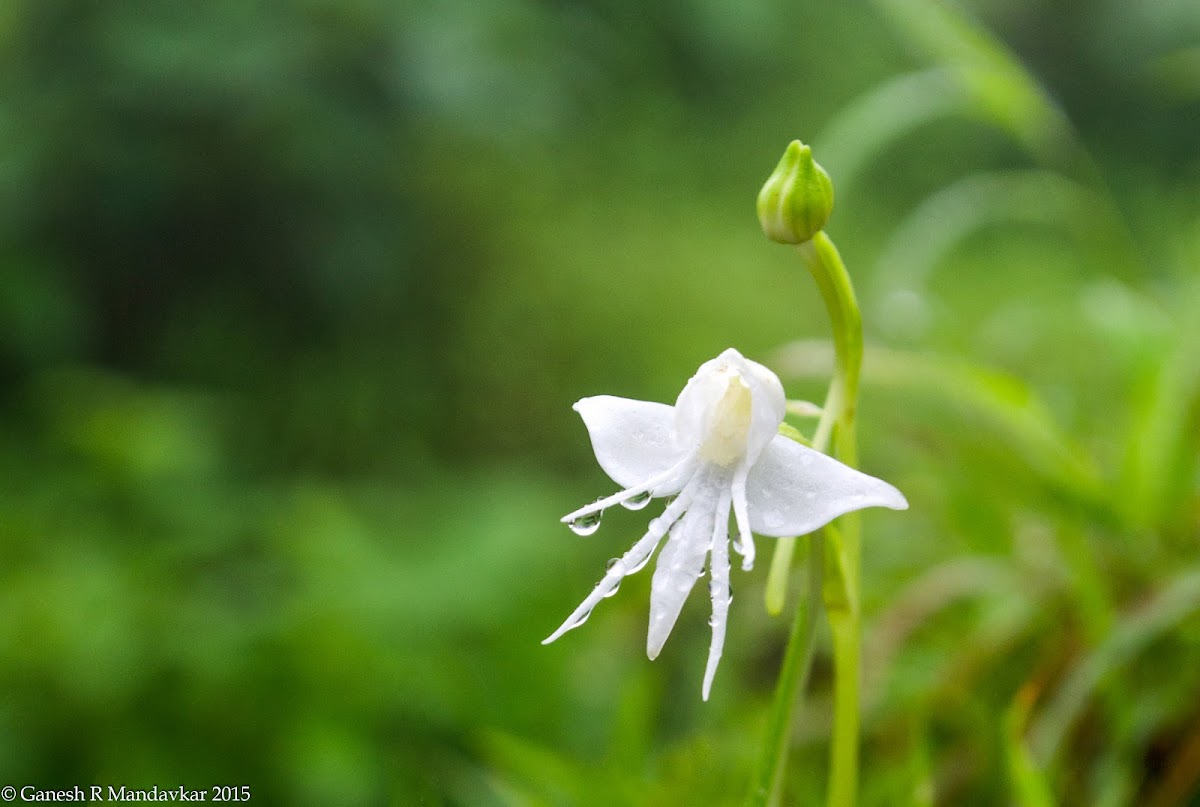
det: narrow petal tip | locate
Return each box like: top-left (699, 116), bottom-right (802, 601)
top-left (701, 665), bottom-right (719, 701)
top-left (646, 582), bottom-right (692, 661)
top-left (646, 625), bottom-right (669, 660)
top-left (880, 483), bottom-right (909, 511)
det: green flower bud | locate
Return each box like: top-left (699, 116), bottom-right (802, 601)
top-left (757, 140), bottom-right (834, 245)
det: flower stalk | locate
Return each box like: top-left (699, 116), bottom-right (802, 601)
top-left (755, 143), bottom-right (868, 807)
top-left (800, 206), bottom-right (865, 807)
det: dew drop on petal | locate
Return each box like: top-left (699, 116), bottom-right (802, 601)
top-left (569, 511), bottom-right (603, 536)
top-left (603, 559), bottom-right (625, 597)
top-left (621, 491), bottom-right (653, 510)
top-left (567, 609), bottom-right (593, 630)
top-left (626, 552), bottom-right (653, 574)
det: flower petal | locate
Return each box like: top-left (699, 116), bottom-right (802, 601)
top-left (730, 466), bottom-right (755, 570)
top-left (646, 515), bottom-right (709, 660)
top-left (672, 349), bottom-right (785, 465)
top-left (702, 486), bottom-right (733, 701)
top-left (574, 395), bottom-right (688, 493)
top-left (647, 470), bottom-right (724, 659)
top-left (746, 434), bottom-right (908, 537)
top-left (543, 488), bottom-right (694, 646)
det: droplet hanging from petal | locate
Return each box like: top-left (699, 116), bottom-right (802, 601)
top-left (624, 548), bottom-right (655, 575)
top-left (568, 511), bottom-right (603, 536)
top-left (621, 491), bottom-right (653, 510)
top-left (603, 559), bottom-right (623, 597)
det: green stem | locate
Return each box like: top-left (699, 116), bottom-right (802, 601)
top-left (801, 231), bottom-right (864, 807)
top-left (799, 232), bottom-right (862, 470)
top-left (758, 230), bottom-right (865, 805)
top-left (765, 537), bottom-right (797, 616)
top-left (748, 534), bottom-right (825, 807)
top-left (827, 609), bottom-right (860, 807)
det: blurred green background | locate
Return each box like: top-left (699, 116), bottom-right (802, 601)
top-left (1, 0), bottom-right (1198, 804)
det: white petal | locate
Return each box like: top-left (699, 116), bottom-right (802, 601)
top-left (730, 467), bottom-right (755, 571)
top-left (734, 354), bottom-right (787, 464)
top-left (647, 471), bottom-right (724, 658)
top-left (746, 434), bottom-right (908, 537)
top-left (574, 396), bottom-right (688, 493)
top-left (672, 349), bottom-right (785, 465)
top-left (702, 487), bottom-right (733, 701)
top-left (543, 486), bottom-right (695, 645)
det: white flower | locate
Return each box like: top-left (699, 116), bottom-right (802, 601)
top-left (543, 348), bottom-right (908, 700)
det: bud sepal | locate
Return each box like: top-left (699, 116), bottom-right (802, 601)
top-left (757, 140), bottom-right (835, 245)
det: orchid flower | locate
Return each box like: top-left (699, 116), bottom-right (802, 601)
top-left (543, 348), bottom-right (907, 699)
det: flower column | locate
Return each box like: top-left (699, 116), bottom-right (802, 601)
top-left (755, 141), bottom-right (868, 807)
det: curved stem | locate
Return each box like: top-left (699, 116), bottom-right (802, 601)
top-left (801, 231), bottom-right (865, 807)
top-left (800, 232), bottom-right (862, 470)
top-left (757, 230), bottom-right (865, 806)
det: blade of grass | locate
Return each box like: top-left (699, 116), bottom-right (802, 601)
top-left (1122, 283), bottom-right (1200, 531)
top-left (1029, 568), bottom-right (1200, 765)
top-left (871, 171), bottom-right (1126, 296)
top-left (868, 0), bottom-right (1074, 165)
top-left (1004, 684), bottom-right (1056, 807)
top-left (748, 535), bottom-right (825, 807)
top-left (815, 69), bottom-right (966, 196)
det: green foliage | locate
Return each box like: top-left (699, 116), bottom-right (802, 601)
top-left (1, 0), bottom-right (1199, 804)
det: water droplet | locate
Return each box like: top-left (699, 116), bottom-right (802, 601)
top-left (621, 491), bottom-right (652, 510)
top-left (626, 552), bottom-right (653, 574)
top-left (568, 511), bottom-right (602, 536)
top-left (567, 609), bottom-right (593, 630)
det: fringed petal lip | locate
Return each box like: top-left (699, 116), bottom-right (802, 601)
top-left (543, 348), bottom-right (907, 700)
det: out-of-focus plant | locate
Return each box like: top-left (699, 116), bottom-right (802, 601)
top-left (756, 1), bottom-right (1200, 804)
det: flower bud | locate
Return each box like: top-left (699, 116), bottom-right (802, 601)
top-left (756, 140), bottom-right (834, 244)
